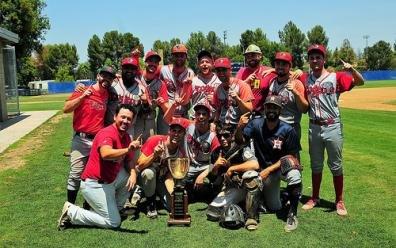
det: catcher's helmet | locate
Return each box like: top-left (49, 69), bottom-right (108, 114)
top-left (219, 204), bottom-right (246, 229)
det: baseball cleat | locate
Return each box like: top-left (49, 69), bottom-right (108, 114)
top-left (284, 214), bottom-right (298, 232)
top-left (57, 201), bottom-right (72, 231)
top-left (245, 218), bottom-right (258, 231)
top-left (336, 201), bottom-right (348, 216)
top-left (302, 198), bottom-right (320, 210)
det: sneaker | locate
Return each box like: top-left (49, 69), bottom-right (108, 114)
top-left (57, 201), bottom-right (72, 231)
top-left (302, 198), bottom-right (320, 210)
top-left (336, 201), bottom-right (348, 216)
top-left (284, 214), bottom-right (298, 232)
top-left (245, 218), bottom-right (258, 231)
top-left (146, 198), bottom-right (158, 219)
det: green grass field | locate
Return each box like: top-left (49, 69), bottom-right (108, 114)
top-left (0, 107), bottom-right (395, 247)
top-left (18, 93), bottom-right (68, 112)
top-left (359, 80), bottom-right (396, 88)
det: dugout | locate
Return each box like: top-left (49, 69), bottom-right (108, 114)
top-left (0, 27), bottom-right (19, 122)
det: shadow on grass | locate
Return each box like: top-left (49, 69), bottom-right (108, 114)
top-left (300, 194), bottom-right (336, 213)
top-left (67, 225), bottom-right (149, 234)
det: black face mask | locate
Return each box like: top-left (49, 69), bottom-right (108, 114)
top-left (265, 111), bottom-right (280, 122)
top-left (122, 72), bottom-right (135, 87)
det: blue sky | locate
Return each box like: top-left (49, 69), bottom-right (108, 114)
top-left (43, 0), bottom-right (396, 63)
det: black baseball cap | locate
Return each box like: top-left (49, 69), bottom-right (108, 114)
top-left (264, 95), bottom-right (283, 108)
top-left (98, 66), bottom-right (116, 78)
top-left (197, 50), bottom-right (212, 60)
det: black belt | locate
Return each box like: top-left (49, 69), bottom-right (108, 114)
top-left (82, 178), bottom-right (105, 184)
top-left (309, 118), bottom-right (335, 126)
top-left (75, 132), bottom-right (95, 139)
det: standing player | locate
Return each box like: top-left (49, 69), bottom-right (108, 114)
top-left (189, 50), bottom-right (222, 118)
top-left (57, 104), bottom-right (141, 230)
top-left (301, 44), bottom-right (364, 216)
top-left (212, 57), bottom-right (254, 127)
top-left (236, 44), bottom-right (276, 113)
top-left (236, 96), bottom-right (303, 232)
top-left (268, 51), bottom-right (308, 143)
top-left (63, 66), bottom-right (116, 204)
top-left (158, 44), bottom-right (194, 134)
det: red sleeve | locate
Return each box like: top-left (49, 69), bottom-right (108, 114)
top-left (141, 136), bottom-right (162, 156)
top-left (235, 67), bottom-right (245, 80)
top-left (212, 89), bottom-right (220, 108)
top-left (336, 72), bottom-right (354, 93)
top-left (238, 80), bottom-right (255, 101)
top-left (124, 136), bottom-right (134, 161)
top-left (210, 135), bottom-right (220, 151)
top-left (68, 89), bottom-right (85, 101)
top-left (159, 81), bottom-right (169, 102)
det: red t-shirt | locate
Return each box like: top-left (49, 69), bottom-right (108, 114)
top-left (81, 124), bottom-right (133, 184)
top-left (68, 87), bottom-right (108, 135)
top-left (236, 65), bottom-right (276, 111)
top-left (141, 135), bottom-right (169, 157)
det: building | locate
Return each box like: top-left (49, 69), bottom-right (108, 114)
top-left (0, 27), bottom-right (19, 122)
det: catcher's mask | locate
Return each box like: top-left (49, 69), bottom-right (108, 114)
top-left (219, 204), bottom-right (246, 229)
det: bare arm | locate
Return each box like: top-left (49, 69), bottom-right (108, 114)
top-left (287, 79), bottom-right (309, 113)
top-left (341, 59), bottom-right (364, 86)
top-left (226, 159), bottom-right (259, 177)
top-left (99, 135), bottom-right (142, 161)
top-left (136, 141), bottom-right (164, 171)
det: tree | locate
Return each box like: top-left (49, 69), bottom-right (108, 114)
top-left (0, 0), bottom-right (50, 59)
top-left (87, 35), bottom-right (104, 76)
top-left (55, 64), bottom-right (74, 82)
top-left (40, 43), bottom-right (79, 80)
top-left (0, 0), bottom-right (50, 86)
top-left (278, 21), bottom-right (306, 68)
top-left (17, 56), bottom-right (39, 86)
top-left (307, 25), bottom-right (329, 48)
top-left (186, 31), bottom-right (209, 71)
top-left (365, 40), bottom-right (393, 70)
top-left (337, 39), bottom-right (356, 66)
top-left (75, 62), bottom-right (92, 79)
top-left (240, 28), bottom-right (269, 53)
top-left (206, 31), bottom-right (224, 59)
top-left (223, 45), bottom-right (244, 63)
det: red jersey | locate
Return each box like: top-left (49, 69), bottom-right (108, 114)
top-left (236, 65), bottom-right (276, 112)
top-left (68, 87), bottom-right (108, 135)
top-left (81, 124), bottom-right (133, 184)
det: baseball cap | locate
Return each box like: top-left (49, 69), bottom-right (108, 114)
top-left (144, 50), bottom-right (161, 62)
top-left (172, 44), bottom-right (188, 54)
top-left (244, 44), bottom-right (262, 55)
top-left (214, 57), bottom-right (231, 69)
top-left (274, 52), bottom-right (293, 65)
top-left (307, 44), bottom-right (326, 56)
top-left (197, 50), bottom-right (212, 60)
top-left (98, 66), bottom-right (116, 78)
top-left (264, 95), bottom-right (283, 108)
top-left (193, 100), bottom-right (212, 113)
top-left (169, 118), bottom-right (190, 129)
top-left (121, 57), bottom-right (139, 67)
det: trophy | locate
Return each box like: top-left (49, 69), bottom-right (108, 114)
top-left (167, 157), bottom-right (191, 226)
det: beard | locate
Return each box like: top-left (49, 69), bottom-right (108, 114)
top-left (122, 72), bottom-right (135, 87)
top-left (265, 111), bottom-right (280, 122)
top-left (247, 59), bottom-right (260, 68)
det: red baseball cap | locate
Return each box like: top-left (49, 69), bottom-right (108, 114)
top-left (144, 50), bottom-right (161, 62)
top-left (214, 57), bottom-right (231, 69)
top-left (121, 57), bottom-right (139, 67)
top-left (171, 44), bottom-right (188, 54)
top-left (275, 52), bottom-right (293, 65)
top-left (193, 100), bottom-right (212, 113)
top-left (169, 118), bottom-right (190, 129)
top-left (308, 44), bottom-right (326, 56)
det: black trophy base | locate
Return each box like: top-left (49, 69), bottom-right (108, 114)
top-left (168, 188), bottom-right (191, 226)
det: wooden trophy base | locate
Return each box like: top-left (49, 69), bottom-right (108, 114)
top-left (167, 215), bottom-right (191, 226)
top-left (167, 188), bottom-right (191, 226)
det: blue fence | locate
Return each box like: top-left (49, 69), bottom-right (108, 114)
top-left (48, 80), bottom-right (95, 94)
top-left (361, 70), bottom-right (396, 81)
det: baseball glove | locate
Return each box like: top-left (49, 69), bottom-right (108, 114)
top-left (280, 155), bottom-right (302, 175)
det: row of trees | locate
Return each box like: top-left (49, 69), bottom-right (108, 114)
top-left (0, 1), bottom-right (395, 86)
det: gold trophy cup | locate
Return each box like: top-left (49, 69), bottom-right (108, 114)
top-left (167, 157), bottom-right (191, 226)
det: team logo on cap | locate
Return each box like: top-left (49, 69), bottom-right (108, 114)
top-left (272, 137), bottom-right (283, 150)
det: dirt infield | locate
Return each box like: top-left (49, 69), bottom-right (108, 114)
top-left (339, 87), bottom-right (396, 111)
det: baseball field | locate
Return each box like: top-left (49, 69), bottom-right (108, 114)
top-left (0, 81), bottom-right (395, 247)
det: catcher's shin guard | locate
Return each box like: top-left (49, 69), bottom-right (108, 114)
top-left (286, 183), bottom-right (302, 216)
top-left (243, 175), bottom-right (262, 221)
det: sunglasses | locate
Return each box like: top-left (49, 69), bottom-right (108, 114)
top-left (217, 133), bottom-right (231, 139)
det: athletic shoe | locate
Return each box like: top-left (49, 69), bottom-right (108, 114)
top-left (302, 198), bottom-right (320, 210)
top-left (336, 201), bottom-right (348, 216)
top-left (146, 198), bottom-right (158, 219)
top-left (57, 201), bottom-right (72, 231)
top-left (245, 218), bottom-right (258, 231)
top-left (284, 214), bottom-right (298, 232)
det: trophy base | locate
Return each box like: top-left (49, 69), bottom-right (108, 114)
top-left (167, 215), bottom-right (191, 226)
